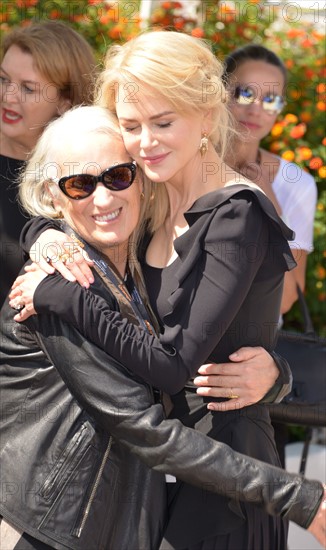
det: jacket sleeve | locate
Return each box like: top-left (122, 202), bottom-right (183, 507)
top-left (31, 313), bottom-right (323, 530)
top-left (33, 199), bottom-right (291, 397)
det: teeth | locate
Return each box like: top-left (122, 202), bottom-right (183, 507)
top-left (4, 111), bottom-right (20, 120)
top-left (94, 209), bottom-right (120, 222)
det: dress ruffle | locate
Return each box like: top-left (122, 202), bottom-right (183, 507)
top-left (162, 183), bottom-right (296, 336)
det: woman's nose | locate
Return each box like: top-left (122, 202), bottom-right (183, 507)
top-left (247, 99), bottom-right (263, 114)
top-left (140, 126), bottom-right (157, 149)
top-left (92, 182), bottom-right (113, 205)
top-left (2, 82), bottom-right (20, 103)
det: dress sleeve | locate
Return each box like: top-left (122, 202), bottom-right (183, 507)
top-left (34, 196), bottom-right (285, 395)
top-left (32, 312), bottom-right (323, 530)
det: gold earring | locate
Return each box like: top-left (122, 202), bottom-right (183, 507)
top-left (199, 133), bottom-right (208, 157)
top-left (53, 208), bottom-right (64, 219)
top-left (140, 191), bottom-right (145, 200)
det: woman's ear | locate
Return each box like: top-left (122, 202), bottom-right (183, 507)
top-left (57, 96), bottom-right (72, 116)
top-left (46, 181), bottom-right (64, 217)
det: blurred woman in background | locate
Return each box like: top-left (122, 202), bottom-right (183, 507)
top-left (0, 20), bottom-right (97, 306)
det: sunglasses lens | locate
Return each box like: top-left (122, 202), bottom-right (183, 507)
top-left (235, 86), bottom-right (254, 105)
top-left (103, 165), bottom-right (134, 191)
top-left (63, 175), bottom-right (95, 199)
top-left (59, 163), bottom-right (136, 199)
top-left (262, 95), bottom-right (283, 114)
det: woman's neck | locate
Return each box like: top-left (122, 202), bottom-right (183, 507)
top-left (164, 148), bottom-right (237, 223)
top-left (0, 133), bottom-right (31, 161)
top-left (228, 139), bottom-right (261, 170)
top-left (103, 246), bottom-right (128, 279)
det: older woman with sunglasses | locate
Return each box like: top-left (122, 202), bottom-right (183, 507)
top-left (2, 105), bottom-right (326, 550)
top-left (223, 44), bottom-right (317, 316)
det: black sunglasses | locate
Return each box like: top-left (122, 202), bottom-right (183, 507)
top-left (57, 161), bottom-right (137, 200)
top-left (234, 86), bottom-right (285, 115)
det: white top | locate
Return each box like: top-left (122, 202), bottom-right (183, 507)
top-left (272, 158), bottom-right (317, 253)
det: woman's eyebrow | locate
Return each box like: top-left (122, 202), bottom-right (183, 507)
top-left (120, 111), bottom-right (175, 122)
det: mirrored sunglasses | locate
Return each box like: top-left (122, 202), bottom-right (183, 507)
top-left (56, 161), bottom-right (137, 200)
top-left (234, 86), bottom-right (285, 115)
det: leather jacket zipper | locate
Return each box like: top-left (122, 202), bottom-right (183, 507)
top-left (40, 424), bottom-right (89, 500)
top-left (73, 436), bottom-right (113, 538)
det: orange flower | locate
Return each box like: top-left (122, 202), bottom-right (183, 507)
top-left (161, 1), bottom-right (182, 9)
top-left (317, 83), bottom-right (326, 93)
top-left (285, 59), bottom-right (294, 69)
top-left (191, 27), bottom-right (205, 38)
top-left (317, 101), bottom-right (326, 111)
top-left (271, 123), bottom-right (283, 137)
top-left (305, 69), bottom-right (314, 79)
top-left (269, 142), bottom-right (283, 153)
top-left (108, 25), bottom-right (123, 40)
top-left (50, 10), bottom-right (61, 19)
top-left (282, 150), bottom-right (295, 162)
top-left (287, 28), bottom-right (304, 39)
top-left (318, 166), bottom-right (326, 178)
top-left (290, 123), bottom-right (307, 139)
top-left (284, 113), bottom-right (298, 124)
top-left (309, 157), bottom-right (323, 170)
top-left (312, 30), bottom-right (324, 40)
top-left (301, 38), bottom-right (313, 48)
top-left (174, 19), bottom-right (185, 30)
top-left (317, 266), bottom-right (326, 280)
top-left (322, 137), bottom-right (326, 146)
top-left (300, 111), bottom-right (312, 123)
top-left (297, 147), bottom-right (312, 161)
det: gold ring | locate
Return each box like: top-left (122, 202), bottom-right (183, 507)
top-left (59, 252), bottom-right (71, 265)
top-left (228, 390), bottom-right (239, 399)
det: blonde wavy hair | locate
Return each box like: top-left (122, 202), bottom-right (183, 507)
top-left (96, 30), bottom-right (233, 233)
top-left (19, 105), bottom-right (152, 298)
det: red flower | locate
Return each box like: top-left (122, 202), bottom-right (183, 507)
top-left (289, 123), bottom-right (307, 139)
top-left (191, 27), bottom-right (205, 38)
top-left (309, 157), bottom-right (323, 170)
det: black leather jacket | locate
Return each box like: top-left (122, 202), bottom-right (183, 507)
top-left (0, 274), bottom-right (323, 550)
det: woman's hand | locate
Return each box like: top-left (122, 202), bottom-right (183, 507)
top-left (193, 346), bottom-right (279, 411)
top-left (308, 487), bottom-right (326, 548)
top-left (9, 263), bottom-right (48, 321)
top-left (30, 228), bottom-right (94, 287)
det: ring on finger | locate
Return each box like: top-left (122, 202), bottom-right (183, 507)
top-left (228, 389), bottom-right (239, 399)
top-left (58, 252), bottom-right (72, 265)
top-left (12, 301), bottom-right (24, 311)
top-left (45, 255), bottom-right (53, 264)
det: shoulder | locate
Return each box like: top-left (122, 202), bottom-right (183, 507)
top-left (0, 154), bottom-right (25, 183)
top-left (185, 181), bottom-right (294, 242)
top-left (273, 158), bottom-right (317, 198)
